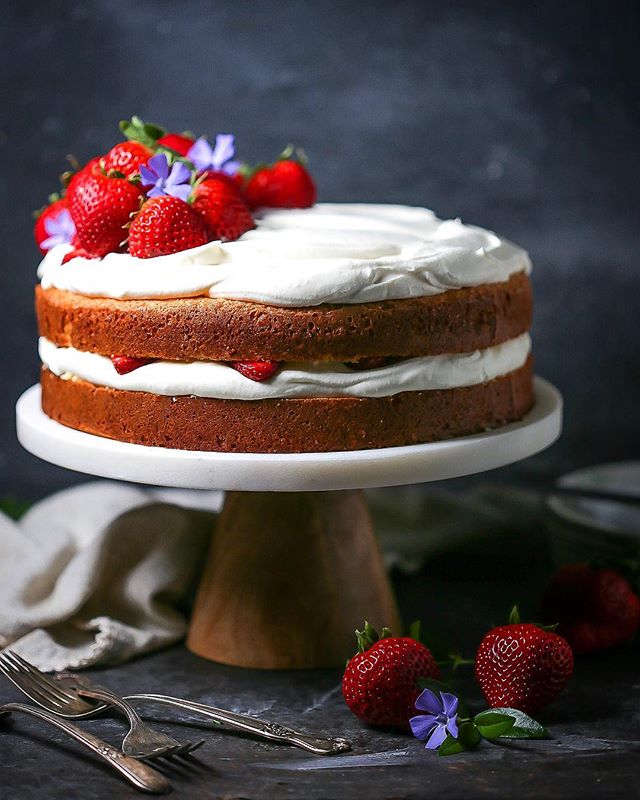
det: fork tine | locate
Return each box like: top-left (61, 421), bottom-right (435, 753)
top-left (3, 652), bottom-right (77, 702)
top-left (139, 741), bottom-right (204, 763)
top-left (0, 660), bottom-right (66, 710)
top-left (168, 741), bottom-right (205, 759)
top-left (16, 680), bottom-right (66, 710)
top-left (183, 741), bottom-right (204, 755)
top-left (138, 745), bottom-right (180, 762)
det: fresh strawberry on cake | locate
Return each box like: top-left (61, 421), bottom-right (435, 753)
top-left (35, 116), bottom-right (534, 453)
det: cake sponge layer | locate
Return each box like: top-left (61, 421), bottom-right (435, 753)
top-left (36, 272), bottom-right (531, 362)
top-left (41, 356), bottom-right (533, 453)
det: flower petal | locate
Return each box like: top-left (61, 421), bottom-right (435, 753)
top-left (41, 233), bottom-right (67, 250)
top-left (210, 133), bottom-right (236, 169)
top-left (187, 137), bottom-right (214, 171)
top-left (409, 714), bottom-right (438, 741)
top-left (44, 209), bottom-right (75, 239)
top-left (440, 692), bottom-right (459, 718)
top-left (148, 153), bottom-right (169, 180)
top-left (139, 164), bottom-right (158, 186)
top-left (166, 161), bottom-right (192, 186)
top-left (166, 184), bottom-right (192, 202)
top-left (221, 159), bottom-right (241, 176)
top-left (147, 185), bottom-right (165, 198)
top-left (446, 716), bottom-right (459, 739)
top-left (425, 723), bottom-right (448, 750)
top-left (414, 688), bottom-right (443, 715)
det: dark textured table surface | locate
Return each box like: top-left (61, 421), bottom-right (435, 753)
top-left (1, 562), bottom-right (638, 800)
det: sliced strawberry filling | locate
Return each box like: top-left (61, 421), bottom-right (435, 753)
top-left (230, 361), bottom-right (280, 382)
top-left (109, 355), bottom-right (280, 382)
top-left (111, 355), bottom-right (155, 375)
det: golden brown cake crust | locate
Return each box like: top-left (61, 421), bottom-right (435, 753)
top-left (36, 272), bottom-right (531, 361)
top-left (40, 356), bottom-right (534, 453)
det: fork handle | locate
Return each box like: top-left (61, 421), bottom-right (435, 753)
top-left (125, 693), bottom-right (351, 755)
top-left (0, 703), bottom-right (170, 794)
top-left (77, 686), bottom-right (142, 729)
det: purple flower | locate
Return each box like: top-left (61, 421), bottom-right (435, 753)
top-left (41, 208), bottom-right (76, 250)
top-left (139, 153), bottom-right (192, 201)
top-left (410, 689), bottom-right (459, 750)
top-left (186, 134), bottom-right (240, 175)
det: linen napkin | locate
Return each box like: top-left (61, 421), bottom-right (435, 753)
top-left (0, 481), bottom-right (222, 672)
top-left (0, 480), bottom-right (540, 672)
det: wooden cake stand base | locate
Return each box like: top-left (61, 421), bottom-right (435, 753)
top-left (16, 379), bottom-right (562, 669)
top-left (187, 490), bottom-right (400, 668)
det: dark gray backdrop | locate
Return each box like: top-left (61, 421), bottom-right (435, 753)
top-left (2, 0), bottom-right (638, 497)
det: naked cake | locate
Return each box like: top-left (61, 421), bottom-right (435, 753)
top-left (34, 118), bottom-right (533, 453)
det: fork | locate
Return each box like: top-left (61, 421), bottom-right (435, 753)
top-left (0, 702), bottom-right (171, 793)
top-left (0, 651), bottom-right (204, 761)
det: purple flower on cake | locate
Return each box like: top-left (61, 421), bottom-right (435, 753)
top-left (410, 688), bottom-right (459, 750)
top-left (139, 154), bottom-right (192, 201)
top-left (186, 134), bottom-right (240, 175)
top-left (41, 208), bottom-right (76, 250)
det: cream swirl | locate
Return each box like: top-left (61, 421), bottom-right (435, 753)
top-left (39, 334), bottom-right (531, 401)
top-left (38, 203), bottom-right (531, 307)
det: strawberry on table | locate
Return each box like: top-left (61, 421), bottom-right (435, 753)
top-left (34, 198), bottom-right (76, 254)
top-left (67, 168), bottom-right (143, 257)
top-left (541, 564), bottom-right (640, 654)
top-left (192, 176), bottom-right (254, 242)
top-left (475, 607), bottom-right (573, 714)
top-left (244, 148), bottom-right (316, 209)
top-left (128, 195), bottom-right (208, 259)
top-left (342, 622), bottom-right (441, 730)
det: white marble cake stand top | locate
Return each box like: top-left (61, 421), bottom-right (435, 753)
top-left (16, 378), bottom-right (562, 492)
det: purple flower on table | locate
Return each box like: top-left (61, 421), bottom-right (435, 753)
top-left (41, 208), bottom-right (76, 250)
top-left (139, 153), bottom-right (192, 201)
top-left (186, 134), bottom-right (240, 175)
top-left (410, 688), bottom-right (459, 750)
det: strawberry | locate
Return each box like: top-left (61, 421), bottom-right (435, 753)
top-left (541, 564), bottom-right (640, 655)
top-left (192, 177), bottom-right (254, 242)
top-left (111, 355), bottom-right (154, 375)
top-left (67, 169), bottom-right (143, 257)
top-left (102, 141), bottom-right (153, 178)
top-left (230, 361), bottom-right (280, 382)
top-left (34, 198), bottom-right (75, 254)
top-left (65, 156), bottom-right (101, 194)
top-left (61, 236), bottom-right (95, 264)
top-left (342, 622), bottom-right (440, 730)
top-left (200, 170), bottom-right (244, 195)
top-left (244, 157), bottom-right (316, 209)
top-left (128, 195), bottom-right (209, 259)
top-left (475, 607), bottom-right (573, 714)
top-left (157, 133), bottom-right (195, 156)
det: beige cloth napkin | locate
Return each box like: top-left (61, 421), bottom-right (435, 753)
top-left (0, 480), bottom-right (538, 672)
top-left (0, 482), bottom-right (222, 672)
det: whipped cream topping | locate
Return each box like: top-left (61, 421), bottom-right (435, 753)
top-left (38, 204), bottom-right (531, 307)
top-left (39, 334), bottom-right (531, 401)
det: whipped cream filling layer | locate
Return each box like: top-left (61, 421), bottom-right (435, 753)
top-left (39, 334), bottom-right (531, 401)
top-left (38, 203), bottom-right (531, 307)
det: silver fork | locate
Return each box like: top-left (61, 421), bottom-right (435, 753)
top-left (0, 651), bottom-right (204, 761)
top-left (0, 703), bottom-right (171, 794)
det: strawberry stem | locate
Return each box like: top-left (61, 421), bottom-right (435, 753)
top-left (508, 605), bottom-right (521, 624)
top-left (355, 621), bottom-right (393, 653)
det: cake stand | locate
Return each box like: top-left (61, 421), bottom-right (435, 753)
top-left (16, 377), bottom-right (562, 669)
